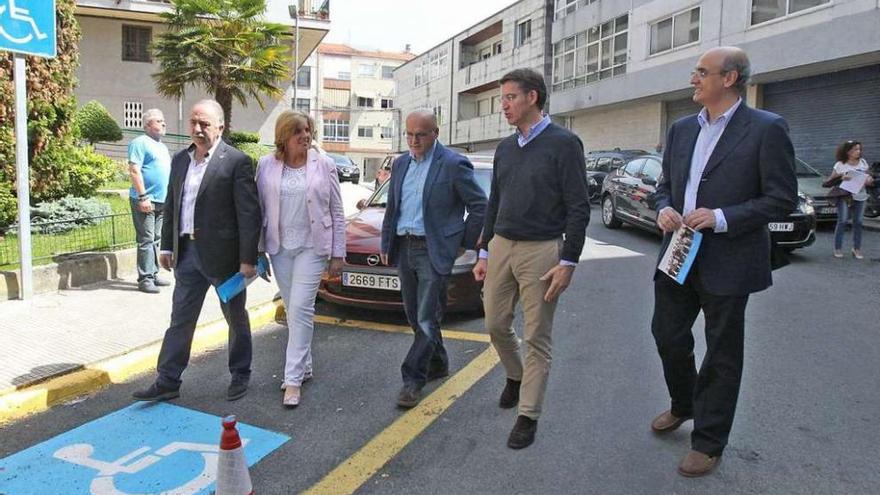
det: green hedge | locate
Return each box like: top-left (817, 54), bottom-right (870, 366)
top-left (28, 196), bottom-right (112, 234)
top-left (76, 100), bottom-right (123, 144)
top-left (228, 131), bottom-right (260, 146)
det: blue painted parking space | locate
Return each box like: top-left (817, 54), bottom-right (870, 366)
top-left (0, 403), bottom-right (289, 495)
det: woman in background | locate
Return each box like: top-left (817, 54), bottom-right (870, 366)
top-left (829, 140), bottom-right (873, 259)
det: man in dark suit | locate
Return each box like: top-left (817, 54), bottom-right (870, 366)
top-left (381, 109), bottom-right (487, 408)
top-left (649, 47), bottom-right (798, 477)
top-left (133, 99), bottom-right (261, 402)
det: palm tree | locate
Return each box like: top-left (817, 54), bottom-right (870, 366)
top-left (152, 0), bottom-right (293, 135)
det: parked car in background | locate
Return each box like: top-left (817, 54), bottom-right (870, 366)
top-left (317, 155), bottom-right (494, 313)
top-left (793, 158), bottom-right (838, 223)
top-left (327, 153), bottom-right (360, 184)
top-left (600, 154), bottom-right (817, 251)
top-left (585, 149), bottom-right (651, 203)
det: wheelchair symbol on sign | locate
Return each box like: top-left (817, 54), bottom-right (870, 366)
top-left (0, 0), bottom-right (49, 44)
top-left (53, 439), bottom-right (249, 495)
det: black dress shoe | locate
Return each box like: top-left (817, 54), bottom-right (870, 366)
top-left (507, 415), bottom-right (538, 449)
top-left (227, 380), bottom-right (249, 401)
top-left (426, 366), bottom-right (449, 381)
top-left (499, 378), bottom-right (521, 409)
top-left (397, 385), bottom-right (421, 409)
top-left (132, 383), bottom-right (179, 402)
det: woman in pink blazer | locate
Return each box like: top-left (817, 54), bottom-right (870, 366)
top-left (256, 110), bottom-right (346, 407)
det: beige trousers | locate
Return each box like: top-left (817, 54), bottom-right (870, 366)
top-left (484, 235), bottom-right (561, 419)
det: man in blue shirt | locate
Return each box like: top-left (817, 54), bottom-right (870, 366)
top-left (381, 110), bottom-right (487, 408)
top-left (128, 109), bottom-right (171, 293)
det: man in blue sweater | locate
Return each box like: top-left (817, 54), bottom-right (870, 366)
top-left (473, 68), bottom-right (589, 449)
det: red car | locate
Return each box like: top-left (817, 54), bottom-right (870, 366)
top-left (318, 156), bottom-right (493, 312)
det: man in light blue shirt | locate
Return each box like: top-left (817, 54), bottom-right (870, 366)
top-left (128, 109), bottom-right (171, 293)
top-left (381, 110), bottom-right (487, 408)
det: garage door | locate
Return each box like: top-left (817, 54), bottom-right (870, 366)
top-left (664, 97), bottom-right (701, 137)
top-left (763, 65), bottom-right (880, 174)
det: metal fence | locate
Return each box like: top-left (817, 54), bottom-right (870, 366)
top-left (0, 213), bottom-right (136, 267)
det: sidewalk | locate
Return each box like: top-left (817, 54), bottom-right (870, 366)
top-left (0, 182), bottom-right (376, 423)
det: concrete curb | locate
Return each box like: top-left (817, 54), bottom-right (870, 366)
top-left (0, 299), bottom-right (280, 426)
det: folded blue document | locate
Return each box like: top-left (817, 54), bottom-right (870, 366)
top-left (216, 255), bottom-right (269, 303)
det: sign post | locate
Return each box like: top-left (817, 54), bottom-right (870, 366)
top-left (1, 0), bottom-right (57, 299)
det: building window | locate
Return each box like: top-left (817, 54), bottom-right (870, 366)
top-left (493, 41), bottom-right (503, 55)
top-left (293, 98), bottom-right (310, 113)
top-left (491, 96), bottom-right (501, 114)
top-left (515, 19), bottom-right (532, 47)
top-left (122, 25), bottom-right (151, 62)
top-left (123, 101), bottom-right (143, 128)
top-left (326, 88), bottom-right (350, 108)
top-left (650, 7), bottom-right (700, 55)
top-left (414, 47), bottom-right (448, 87)
top-left (554, 0), bottom-right (598, 20)
top-left (338, 71), bottom-right (351, 80)
top-left (357, 97), bottom-right (374, 108)
top-left (432, 105), bottom-right (443, 126)
top-left (296, 67), bottom-right (311, 89)
top-left (552, 14), bottom-right (628, 92)
top-left (382, 66), bottom-right (395, 79)
top-left (357, 126), bottom-right (374, 138)
top-left (381, 98), bottom-right (393, 109)
top-left (323, 120), bottom-right (349, 142)
top-left (359, 64), bottom-right (375, 78)
top-left (380, 126), bottom-right (393, 139)
top-left (477, 98), bottom-right (492, 117)
top-left (751, 0), bottom-right (830, 25)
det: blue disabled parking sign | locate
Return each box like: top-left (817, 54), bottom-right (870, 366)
top-left (0, 403), bottom-right (290, 494)
top-left (0, 0), bottom-right (56, 58)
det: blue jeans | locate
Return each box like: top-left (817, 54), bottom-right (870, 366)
top-left (397, 238), bottom-right (449, 388)
top-left (130, 198), bottom-right (164, 283)
top-left (834, 199), bottom-right (865, 250)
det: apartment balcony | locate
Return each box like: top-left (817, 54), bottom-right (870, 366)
top-left (74, 0), bottom-right (330, 67)
top-left (456, 55), bottom-right (505, 94)
top-left (453, 113), bottom-right (510, 146)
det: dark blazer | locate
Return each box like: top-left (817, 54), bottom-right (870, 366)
top-left (655, 103), bottom-right (798, 296)
top-left (381, 142), bottom-right (488, 275)
top-left (161, 140), bottom-right (261, 279)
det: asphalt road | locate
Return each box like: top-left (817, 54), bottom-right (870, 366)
top-left (2, 214), bottom-right (879, 494)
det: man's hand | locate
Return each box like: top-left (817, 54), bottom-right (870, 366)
top-left (328, 257), bottom-right (344, 277)
top-left (657, 207), bottom-right (683, 232)
top-left (540, 264), bottom-right (575, 302)
top-left (380, 252), bottom-right (389, 266)
top-left (473, 258), bottom-right (488, 282)
top-left (159, 253), bottom-right (172, 271)
top-left (240, 263), bottom-right (257, 279)
top-left (684, 208), bottom-right (716, 231)
top-left (137, 199), bottom-right (153, 213)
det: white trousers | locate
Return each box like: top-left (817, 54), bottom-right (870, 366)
top-left (270, 247), bottom-right (327, 387)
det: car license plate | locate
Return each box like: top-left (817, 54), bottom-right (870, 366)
top-left (768, 222), bottom-right (794, 232)
top-left (342, 172), bottom-right (350, 177)
top-left (342, 272), bottom-right (400, 291)
top-left (819, 207), bottom-right (837, 215)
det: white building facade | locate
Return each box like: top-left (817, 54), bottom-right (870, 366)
top-left (315, 43), bottom-right (413, 180)
top-left (549, 0), bottom-right (880, 172)
top-left (73, 0), bottom-right (331, 149)
top-left (394, 0), bottom-right (553, 152)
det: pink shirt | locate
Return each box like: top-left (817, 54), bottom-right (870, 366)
top-left (256, 149), bottom-right (346, 258)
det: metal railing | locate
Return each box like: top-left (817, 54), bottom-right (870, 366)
top-left (0, 214), bottom-right (136, 267)
top-left (297, 0), bottom-right (330, 20)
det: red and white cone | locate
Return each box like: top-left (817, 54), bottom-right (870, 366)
top-left (215, 415), bottom-right (253, 495)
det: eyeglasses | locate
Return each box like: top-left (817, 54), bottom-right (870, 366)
top-left (405, 132), bottom-right (433, 140)
top-left (690, 68), bottom-right (728, 79)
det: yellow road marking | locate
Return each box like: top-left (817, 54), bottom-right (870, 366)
top-left (304, 346), bottom-right (500, 495)
top-left (313, 315), bottom-right (490, 343)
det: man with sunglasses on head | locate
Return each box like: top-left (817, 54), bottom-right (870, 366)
top-left (473, 68), bottom-right (589, 449)
top-left (648, 47), bottom-right (797, 477)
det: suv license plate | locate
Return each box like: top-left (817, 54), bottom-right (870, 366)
top-left (768, 222), bottom-right (794, 232)
top-left (819, 207), bottom-right (837, 215)
top-left (342, 272), bottom-right (400, 291)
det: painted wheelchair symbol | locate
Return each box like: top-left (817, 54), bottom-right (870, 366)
top-left (0, 0), bottom-right (49, 44)
top-left (53, 439), bottom-right (249, 495)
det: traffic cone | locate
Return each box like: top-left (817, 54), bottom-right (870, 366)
top-left (215, 415), bottom-right (254, 495)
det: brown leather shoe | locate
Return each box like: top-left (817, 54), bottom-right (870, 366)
top-left (678, 450), bottom-right (720, 477)
top-left (650, 409), bottom-right (691, 433)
